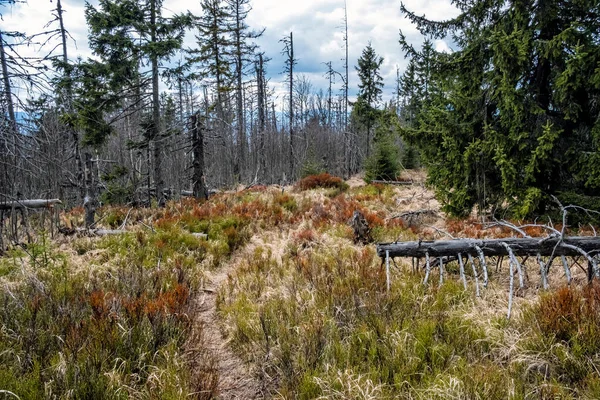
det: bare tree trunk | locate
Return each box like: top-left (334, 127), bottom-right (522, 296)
top-left (150, 0), bottom-right (164, 206)
top-left (0, 199), bottom-right (62, 210)
top-left (343, 1), bottom-right (350, 177)
top-left (288, 32), bottom-right (295, 179)
top-left (378, 237), bottom-right (600, 258)
top-left (257, 53), bottom-right (266, 181)
top-left (84, 152), bottom-right (96, 228)
top-left (0, 31), bottom-right (17, 139)
top-left (190, 113), bottom-right (208, 200)
top-left (233, 2), bottom-right (246, 182)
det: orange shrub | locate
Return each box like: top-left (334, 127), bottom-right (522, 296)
top-left (293, 229), bottom-right (317, 248)
top-left (533, 283), bottom-right (600, 348)
top-left (522, 225), bottom-right (545, 237)
top-left (295, 173), bottom-right (348, 191)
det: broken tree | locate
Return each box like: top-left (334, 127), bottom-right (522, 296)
top-left (377, 235), bottom-right (600, 318)
top-left (0, 199), bottom-right (62, 210)
top-left (377, 236), bottom-right (600, 259)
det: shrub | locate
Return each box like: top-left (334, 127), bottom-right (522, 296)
top-left (402, 143), bottom-right (420, 170)
top-left (274, 193), bottom-right (298, 213)
top-left (300, 158), bottom-right (325, 178)
top-left (364, 131), bottom-right (401, 183)
top-left (532, 284), bottom-right (600, 352)
top-left (295, 173), bottom-right (349, 192)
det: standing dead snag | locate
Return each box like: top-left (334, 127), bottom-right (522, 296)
top-left (348, 210), bottom-right (372, 244)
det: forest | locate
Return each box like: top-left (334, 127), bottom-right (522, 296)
top-left (1, 0), bottom-right (600, 398)
top-left (1, 0), bottom-right (598, 219)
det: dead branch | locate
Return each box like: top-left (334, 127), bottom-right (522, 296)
top-left (0, 199), bottom-right (62, 210)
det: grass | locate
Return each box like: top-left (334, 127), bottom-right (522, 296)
top-left (0, 229), bottom-right (219, 398)
top-left (2, 176), bottom-right (600, 399)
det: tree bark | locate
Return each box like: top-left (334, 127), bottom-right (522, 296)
top-left (0, 31), bottom-right (17, 140)
top-left (150, 0), bottom-right (164, 206)
top-left (377, 237), bottom-right (600, 258)
top-left (190, 113), bottom-right (208, 200)
top-left (256, 53), bottom-right (266, 181)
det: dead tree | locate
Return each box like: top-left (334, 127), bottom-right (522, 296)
top-left (377, 224), bottom-right (600, 318)
top-left (280, 32), bottom-right (296, 180)
top-left (190, 113), bottom-right (208, 200)
top-left (256, 53), bottom-right (267, 181)
top-left (0, 199), bottom-right (62, 210)
top-left (377, 237), bottom-right (600, 259)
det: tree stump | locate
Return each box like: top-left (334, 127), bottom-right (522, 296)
top-left (348, 210), bottom-right (372, 244)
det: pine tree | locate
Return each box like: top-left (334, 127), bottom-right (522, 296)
top-left (400, 0), bottom-right (600, 217)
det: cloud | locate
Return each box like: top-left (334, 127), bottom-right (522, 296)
top-left (5, 0), bottom-right (460, 107)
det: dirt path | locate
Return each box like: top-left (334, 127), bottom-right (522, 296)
top-left (194, 254), bottom-right (261, 399)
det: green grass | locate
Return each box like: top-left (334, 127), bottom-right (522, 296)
top-left (218, 231), bottom-right (600, 399)
top-left (3, 183), bottom-right (600, 399)
top-left (0, 230), bottom-right (219, 399)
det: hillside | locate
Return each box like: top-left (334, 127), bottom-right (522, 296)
top-left (1, 173), bottom-right (599, 399)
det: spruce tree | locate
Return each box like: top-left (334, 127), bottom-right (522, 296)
top-left (353, 43), bottom-right (383, 160)
top-left (86, 0), bottom-right (191, 205)
top-left (400, 0), bottom-right (600, 217)
top-left (365, 107), bottom-right (401, 182)
top-left (226, 0), bottom-right (263, 182)
top-left (188, 0), bottom-right (235, 182)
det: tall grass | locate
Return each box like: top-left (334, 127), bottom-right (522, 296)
top-left (0, 228), bottom-right (218, 398)
top-left (218, 239), bottom-right (515, 398)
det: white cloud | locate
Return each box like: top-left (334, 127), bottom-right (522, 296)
top-left (4, 0), bottom-right (461, 106)
top-left (434, 39), bottom-right (452, 53)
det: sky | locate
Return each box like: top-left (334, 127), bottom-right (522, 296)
top-left (0, 0), bottom-right (459, 108)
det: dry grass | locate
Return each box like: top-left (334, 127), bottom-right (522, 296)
top-left (2, 172), bottom-right (600, 399)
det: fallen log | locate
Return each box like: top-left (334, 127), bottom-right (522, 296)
top-left (371, 180), bottom-right (415, 186)
top-left (0, 199), bottom-right (62, 210)
top-left (60, 227), bottom-right (126, 236)
top-left (377, 236), bottom-right (600, 258)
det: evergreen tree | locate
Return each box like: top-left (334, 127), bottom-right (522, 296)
top-left (188, 0), bottom-right (235, 182)
top-left (353, 43), bottom-right (383, 160)
top-left (280, 32), bottom-right (296, 179)
top-left (226, 0), bottom-right (263, 182)
top-left (400, 0), bottom-right (600, 217)
top-left (365, 106), bottom-right (401, 182)
top-left (86, 0), bottom-right (191, 205)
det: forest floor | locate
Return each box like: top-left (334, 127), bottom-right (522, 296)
top-left (1, 171), bottom-right (600, 399)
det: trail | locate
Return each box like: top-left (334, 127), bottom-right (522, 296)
top-left (193, 248), bottom-right (262, 399)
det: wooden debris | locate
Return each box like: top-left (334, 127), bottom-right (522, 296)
top-left (377, 236), bottom-right (600, 258)
top-left (59, 227), bottom-right (127, 236)
top-left (348, 210), bottom-right (372, 244)
top-left (0, 199), bottom-right (62, 210)
top-left (371, 179), bottom-right (415, 186)
top-left (390, 209), bottom-right (438, 227)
